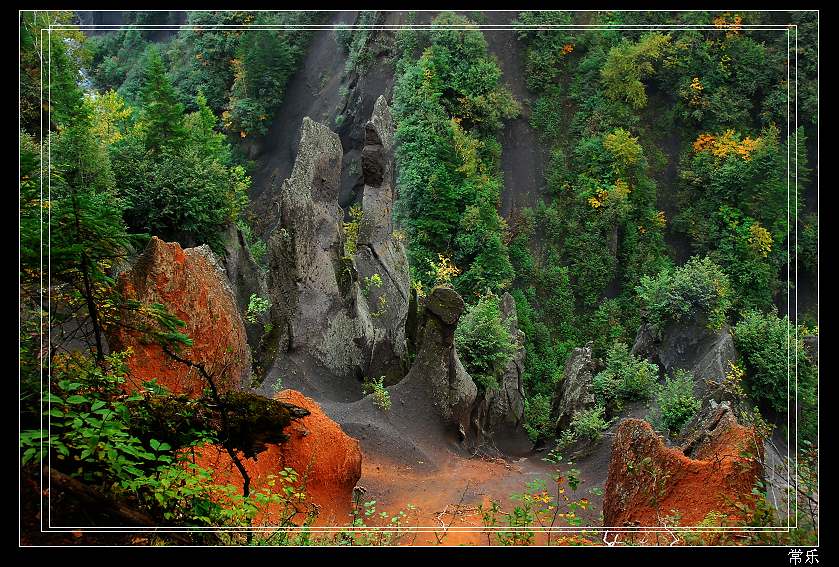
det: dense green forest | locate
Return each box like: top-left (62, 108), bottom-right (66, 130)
top-left (20, 10), bottom-right (818, 547)
top-left (389, 11), bottom-right (817, 448)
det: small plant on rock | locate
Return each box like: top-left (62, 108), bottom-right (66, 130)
top-left (362, 376), bottom-right (391, 411)
top-left (592, 341), bottom-right (659, 412)
top-left (343, 204), bottom-right (364, 258)
top-left (362, 273), bottom-right (383, 296)
top-left (246, 293), bottom-right (271, 324)
top-left (636, 255), bottom-right (732, 335)
top-left (428, 254), bottom-right (461, 287)
top-left (570, 405), bottom-right (611, 444)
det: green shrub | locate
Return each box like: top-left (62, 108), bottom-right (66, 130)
top-left (223, 12), bottom-right (317, 136)
top-left (250, 239), bottom-right (267, 270)
top-left (591, 370), bottom-right (623, 415)
top-left (344, 11), bottom-right (381, 74)
top-left (653, 370), bottom-right (701, 434)
top-left (636, 255), bottom-right (732, 334)
top-left (797, 213), bottom-right (818, 275)
top-left (570, 405), bottom-right (610, 443)
top-left (113, 142), bottom-right (250, 249)
top-left (362, 273), bottom-right (383, 296)
top-left (237, 220), bottom-right (268, 271)
top-left (334, 23), bottom-right (353, 51)
top-left (454, 293), bottom-right (515, 392)
top-left (362, 376), bottom-right (392, 412)
top-left (588, 298), bottom-right (633, 359)
top-left (565, 227), bottom-right (618, 307)
top-left (20, 350), bottom-right (244, 527)
top-left (393, 12), bottom-right (517, 297)
top-left (523, 393), bottom-right (552, 443)
top-left (555, 429), bottom-right (578, 452)
top-left (733, 311), bottom-right (816, 419)
top-left (111, 69), bottom-right (251, 248)
top-left (601, 32), bottom-right (670, 109)
top-left (512, 288), bottom-right (566, 399)
top-left (592, 341), bottom-right (659, 410)
top-left (246, 294), bottom-right (271, 324)
top-left (343, 204), bottom-right (363, 258)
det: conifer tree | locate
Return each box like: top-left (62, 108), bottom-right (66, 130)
top-left (139, 46), bottom-right (187, 152)
top-left (21, 22), bottom-right (137, 362)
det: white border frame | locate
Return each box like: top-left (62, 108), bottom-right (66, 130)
top-left (23, 9), bottom-right (817, 545)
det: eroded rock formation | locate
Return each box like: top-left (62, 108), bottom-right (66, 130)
top-left (109, 236), bottom-right (251, 396)
top-left (603, 404), bottom-right (762, 533)
top-left (220, 223), bottom-right (269, 349)
top-left (194, 389), bottom-right (362, 525)
top-left (266, 106), bottom-right (410, 384)
top-left (399, 286), bottom-right (478, 437)
top-left (354, 96), bottom-right (411, 383)
top-left (267, 116), bottom-right (361, 377)
top-left (631, 319), bottom-right (738, 399)
top-left (550, 342), bottom-right (598, 434)
top-left (471, 292), bottom-right (527, 448)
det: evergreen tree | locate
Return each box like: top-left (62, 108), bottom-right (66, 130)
top-left (20, 18), bottom-right (136, 362)
top-left (185, 91), bottom-right (229, 164)
top-left (139, 46), bottom-right (187, 152)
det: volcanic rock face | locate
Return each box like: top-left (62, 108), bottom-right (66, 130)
top-left (550, 343), bottom-right (597, 434)
top-left (267, 117), bottom-right (370, 379)
top-left (266, 108), bottom-right (409, 383)
top-left (631, 319), bottom-right (738, 399)
top-left (110, 237), bottom-right (251, 396)
top-left (402, 286), bottom-right (478, 436)
top-left (354, 96), bottom-right (411, 384)
top-left (194, 389), bottom-right (363, 525)
top-left (471, 293), bottom-right (527, 446)
top-left (603, 405), bottom-right (762, 533)
top-left (220, 223), bottom-right (269, 349)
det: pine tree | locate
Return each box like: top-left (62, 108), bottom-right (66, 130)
top-left (51, 112), bottom-right (135, 361)
top-left (31, 36), bottom-right (137, 362)
top-left (185, 91), bottom-right (228, 164)
top-left (20, 11), bottom-right (88, 135)
top-left (139, 46), bottom-right (187, 152)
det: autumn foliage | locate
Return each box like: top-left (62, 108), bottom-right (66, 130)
top-left (692, 130), bottom-right (763, 160)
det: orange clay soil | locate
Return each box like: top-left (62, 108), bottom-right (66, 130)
top-left (191, 390), bottom-right (362, 526)
top-left (355, 451), bottom-right (599, 546)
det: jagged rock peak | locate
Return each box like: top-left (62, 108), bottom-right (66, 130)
top-left (632, 319), bottom-right (738, 401)
top-left (354, 96), bottom-right (411, 383)
top-left (603, 409), bottom-right (762, 537)
top-left (265, 110), bottom-right (410, 385)
top-left (550, 342), bottom-right (597, 435)
top-left (406, 286), bottom-right (477, 436)
top-left (109, 236), bottom-right (251, 396)
top-left (267, 116), bottom-right (362, 378)
top-left (361, 95), bottom-right (394, 189)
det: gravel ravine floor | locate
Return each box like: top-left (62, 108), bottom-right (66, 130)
top-left (262, 353), bottom-right (642, 544)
